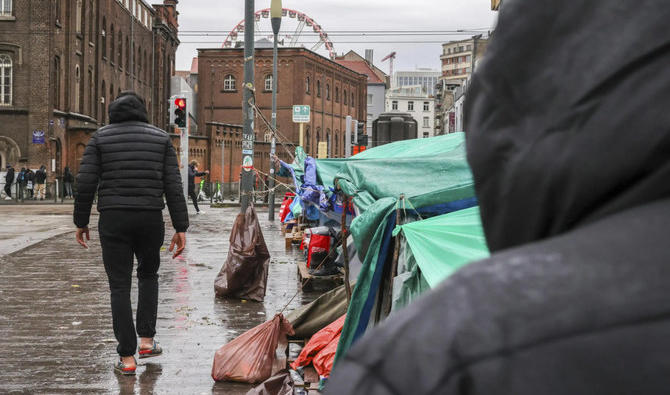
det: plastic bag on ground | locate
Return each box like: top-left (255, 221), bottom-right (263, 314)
top-left (286, 285), bottom-right (350, 338)
top-left (290, 314), bottom-right (346, 371)
top-left (214, 206), bottom-right (270, 302)
top-left (212, 314), bottom-right (295, 384)
top-left (246, 370), bottom-right (294, 395)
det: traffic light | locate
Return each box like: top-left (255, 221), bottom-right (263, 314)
top-left (173, 97), bottom-right (187, 128)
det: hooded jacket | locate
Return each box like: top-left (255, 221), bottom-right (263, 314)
top-left (326, 1), bottom-right (670, 394)
top-left (4, 167), bottom-right (14, 184)
top-left (74, 93), bottom-right (188, 232)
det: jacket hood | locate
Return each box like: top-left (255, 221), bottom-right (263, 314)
top-left (465, 0), bottom-right (670, 252)
top-left (109, 93), bottom-right (148, 124)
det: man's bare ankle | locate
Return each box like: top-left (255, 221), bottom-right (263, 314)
top-left (121, 356), bottom-right (136, 366)
top-left (139, 337), bottom-right (154, 348)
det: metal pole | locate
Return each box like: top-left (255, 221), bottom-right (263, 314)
top-left (268, 0), bottom-right (282, 220)
top-left (240, 0), bottom-right (255, 212)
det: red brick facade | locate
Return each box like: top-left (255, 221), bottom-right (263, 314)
top-left (0, 0), bottom-right (179, 180)
top-left (196, 47), bottom-right (368, 183)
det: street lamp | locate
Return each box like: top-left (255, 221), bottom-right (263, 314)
top-left (268, 0), bottom-right (282, 220)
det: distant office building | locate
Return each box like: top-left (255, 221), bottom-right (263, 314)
top-left (393, 69), bottom-right (440, 96)
top-left (385, 85), bottom-right (435, 139)
top-left (440, 35), bottom-right (489, 86)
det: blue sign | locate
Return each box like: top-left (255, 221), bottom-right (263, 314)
top-left (32, 130), bottom-right (45, 144)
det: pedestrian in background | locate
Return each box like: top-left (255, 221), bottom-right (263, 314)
top-left (34, 165), bottom-right (47, 200)
top-left (17, 167), bottom-right (26, 200)
top-left (188, 160), bottom-right (208, 214)
top-left (4, 164), bottom-right (14, 200)
top-left (63, 166), bottom-right (74, 199)
top-left (25, 168), bottom-right (34, 199)
top-left (74, 91), bottom-right (188, 376)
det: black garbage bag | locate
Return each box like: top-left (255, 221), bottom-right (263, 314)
top-left (215, 206), bottom-right (270, 302)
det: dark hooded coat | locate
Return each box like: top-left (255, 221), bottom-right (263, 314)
top-left (74, 92), bottom-right (189, 232)
top-left (326, 1), bottom-right (670, 394)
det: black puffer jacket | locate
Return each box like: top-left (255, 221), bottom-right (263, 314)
top-left (327, 1), bottom-right (670, 394)
top-left (74, 93), bottom-right (188, 232)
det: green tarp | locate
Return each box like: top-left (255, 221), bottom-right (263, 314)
top-left (394, 206), bottom-right (489, 288)
top-left (334, 133), bottom-right (479, 364)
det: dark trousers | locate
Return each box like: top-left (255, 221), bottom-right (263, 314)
top-left (99, 210), bottom-right (165, 357)
top-left (189, 185), bottom-right (200, 212)
top-left (4, 183), bottom-right (11, 198)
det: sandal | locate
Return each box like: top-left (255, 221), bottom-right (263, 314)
top-left (114, 357), bottom-right (137, 376)
top-left (138, 340), bottom-right (163, 359)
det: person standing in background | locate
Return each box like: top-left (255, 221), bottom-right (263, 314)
top-left (34, 165), bottom-right (47, 200)
top-left (4, 164), bottom-right (14, 200)
top-left (63, 166), bottom-right (74, 199)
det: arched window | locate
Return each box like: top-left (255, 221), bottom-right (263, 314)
top-left (88, 0), bottom-right (94, 42)
top-left (326, 83), bottom-right (330, 100)
top-left (326, 129), bottom-right (331, 157)
top-left (144, 50), bottom-right (148, 83)
top-left (88, 68), bottom-right (94, 116)
top-left (125, 37), bottom-right (130, 70)
top-left (316, 127), bottom-right (321, 147)
top-left (101, 18), bottom-right (107, 60)
top-left (224, 74), bottom-right (236, 91)
top-left (335, 87), bottom-right (339, 103)
top-left (316, 80), bottom-right (321, 98)
top-left (101, 80), bottom-right (106, 124)
top-left (343, 89), bottom-right (348, 105)
top-left (264, 74), bottom-right (273, 91)
top-left (110, 25), bottom-right (115, 63)
top-left (75, 0), bottom-right (82, 33)
top-left (0, 54), bottom-right (12, 105)
top-left (74, 65), bottom-right (81, 112)
top-left (335, 131), bottom-right (339, 157)
top-left (137, 46), bottom-right (142, 79)
top-left (117, 31), bottom-right (122, 66)
top-left (351, 92), bottom-right (355, 107)
top-left (305, 75), bottom-right (311, 94)
top-left (53, 56), bottom-right (60, 109)
top-left (55, 0), bottom-right (61, 23)
top-left (305, 126), bottom-right (310, 152)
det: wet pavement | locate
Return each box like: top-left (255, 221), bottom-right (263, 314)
top-left (0, 206), bottom-right (317, 394)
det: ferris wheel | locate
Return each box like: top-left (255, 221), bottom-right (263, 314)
top-left (222, 8), bottom-right (335, 59)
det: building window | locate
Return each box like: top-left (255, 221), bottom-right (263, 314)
top-left (335, 87), bottom-right (339, 102)
top-left (466, 44), bottom-right (472, 51)
top-left (125, 37), bottom-right (130, 70)
top-left (110, 25), bottom-right (115, 63)
top-left (101, 80), bottom-right (106, 124)
top-left (137, 46), bottom-right (141, 78)
top-left (343, 89), bottom-right (348, 105)
top-left (367, 94), bottom-right (373, 105)
top-left (76, 0), bottom-right (82, 33)
top-left (88, 0), bottom-right (94, 42)
top-left (423, 117), bottom-right (430, 128)
top-left (224, 74), bottom-right (236, 91)
top-left (264, 74), bottom-right (273, 91)
top-left (144, 50), bottom-right (148, 82)
top-left (88, 69), bottom-right (94, 116)
top-left (305, 126), bottom-right (311, 152)
top-left (55, 0), bottom-right (61, 23)
top-left (305, 75), bottom-right (310, 94)
top-left (101, 19), bottom-right (107, 59)
top-left (0, 54), bottom-right (12, 105)
top-left (316, 80), bottom-right (321, 98)
top-left (423, 101), bottom-right (430, 111)
top-left (326, 83), bottom-right (330, 100)
top-left (408, 101), bottom-right (414, 111)
top-left (74, 65), bottom-right (81, 112)
top-left (351, 92), bottom-right (354, 107)
top-left (423, 132), bottom-right (430, 138)
top-left (391, 100), bottom-right (398, 110)
top-left (53, 56), bottom-right (60, 109)
top-left (117, 31), bottom-right (122, 66)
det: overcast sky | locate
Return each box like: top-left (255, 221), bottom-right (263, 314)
top-left (175, 0), bottom-right (497, 73)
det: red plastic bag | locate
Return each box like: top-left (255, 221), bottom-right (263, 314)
top-left (279, 193), bottom-right (294, 222)
top-left (307, 234), bottom-right (331, 268)
top-left (313, 333), bottom-right (340, 377)
top-left (212, 314), bottom-right (295, 384)
top-left (290, 314), bottom-right (346, 371)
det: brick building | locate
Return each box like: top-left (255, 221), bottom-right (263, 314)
top-left (196, 46), bottom-right (368, 183)
top-left (0, 0), bottom-right (179, 182)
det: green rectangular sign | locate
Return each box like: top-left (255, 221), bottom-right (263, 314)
top-left (292, 105), bottom-right (310, 123)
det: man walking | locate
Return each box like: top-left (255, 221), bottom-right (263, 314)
top-left (34, 165), bottom-right (47, 200)
top-left (4, 164), bottom-right (14, 200)
top-left (188, 160), bottom-right (208, 214)
top-left (74, 91), bottom-right (189, 375)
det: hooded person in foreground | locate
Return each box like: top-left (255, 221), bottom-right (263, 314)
top-left (74, 92), bottom-right (189, 375)
top-left (326, 1), bottom-right (670, 394)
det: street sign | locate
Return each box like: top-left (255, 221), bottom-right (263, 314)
top-left (317, 141), bottom-right (328, 159)
top-left (32, 130), bottom-right (45, 144)
top-left (292, 105), bottom-right (310, 123)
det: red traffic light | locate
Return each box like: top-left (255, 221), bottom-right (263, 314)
top-left (174, 98), bottom-right (186, 109)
